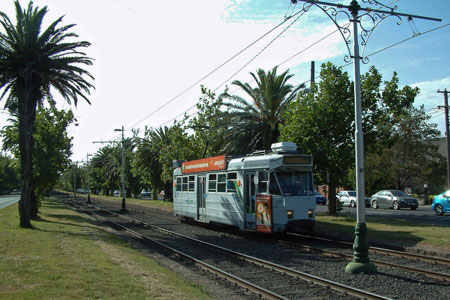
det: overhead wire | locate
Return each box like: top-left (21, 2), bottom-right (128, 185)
top-left (125, 9), bottom-right (306, 132)
top-left (159, 20), bottom-right (450, 128)
top-left (159, 8), bottom-right (310, 127)
top-left (113, 7), bottom-right (450, 137)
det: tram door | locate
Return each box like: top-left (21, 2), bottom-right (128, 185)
top-left (197, 175), bottom-right (206, 221)
top-left (244, 172), bottom-right (257, 230)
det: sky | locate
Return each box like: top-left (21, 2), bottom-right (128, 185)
top-left (0, 0), bottom-right (449, 163)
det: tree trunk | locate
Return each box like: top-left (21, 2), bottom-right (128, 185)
top-left (327, 175), bottom-right (337, 216)
top-left (18, 90), bottom-right (37, 228)
top-left (19, 125), bottom-right (34, 227)
top-left (31, 187), bottom-right (38, 218)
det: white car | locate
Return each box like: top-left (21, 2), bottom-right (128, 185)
top-left (337, 190), bottom-right (370, 208)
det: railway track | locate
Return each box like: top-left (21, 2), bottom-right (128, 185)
top-left (71, 196), bottom-right (450, 283)
top-left (282, 233), bottom-right (450, 282)
top-left (66, 199), bottom-right (393, 300)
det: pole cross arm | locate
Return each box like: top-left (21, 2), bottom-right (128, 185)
top-left (294, 0), bottom-right (442, 22)
top-left (292, 0), bottom-right (441, 64)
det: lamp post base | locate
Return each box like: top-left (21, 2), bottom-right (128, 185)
top-left (345, 261), bottom-right (377, 274)
top-left (119, 197), bottom-right (128, 213)
top-left (345, 223), bottom-right (377, 274)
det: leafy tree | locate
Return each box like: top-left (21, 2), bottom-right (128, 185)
top-left (282, 62), bottom-right (443, 214)
top-left (1, 101), bottom-right (75, 216)
top-left (0, 154), bottom-right (20, 193)
top-left (219, 66), bottom-right (304, 154)
top-left (189, 86), bottom-right (227, 157)
top-left (280, 62), bottom-right (354, 215)
top-left (133, 124), bottom-right (196, 201)
top-left (365, 106), bottom-right (444, 192)
top-left (90, 145), bottom-right (119, 196)
top-left (122, 136), bottom-right (141, 198)
top-left (0, 1), bottom-right (94, 227)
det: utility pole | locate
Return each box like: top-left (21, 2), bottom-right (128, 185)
top-left (114, 126), bottom-right (127, 213)
top-left (291, 0), bottom-right (441, 275)
top-left (438, 89), bottom-right (450, 189)
top-left (86, 154), bottom-right (92, 204)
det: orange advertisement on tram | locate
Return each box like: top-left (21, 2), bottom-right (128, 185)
top-left (256, 195), bottom-right (272, 233)
top-left (182, 155), bottom-right (226, 174)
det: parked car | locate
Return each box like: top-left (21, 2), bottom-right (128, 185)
top-left (432, 191), bottom-right (450, 216)
top-left (337, 190), bottom-right (370, 208)
top-left (314, 190), bottom-right (327, 205)
top-left (140, 189), bottom-right (151, 198)
top-left (370, 190), bottom-right (418, 210)
top-left (113, 190), bottom-right (120, 197)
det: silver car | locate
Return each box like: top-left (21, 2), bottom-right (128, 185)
top-left (370, 190), bottom-right (418, 210)
top-left (337, 190), bottom-right (370, 207)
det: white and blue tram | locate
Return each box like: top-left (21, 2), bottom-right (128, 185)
top-left (173, 142), bottom-right (316, 233)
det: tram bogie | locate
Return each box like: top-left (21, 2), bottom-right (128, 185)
top-left (173, 142), bottom-right (316, 233)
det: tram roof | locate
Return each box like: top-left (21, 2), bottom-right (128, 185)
top-left (227, 153), bottom-right (311, 171)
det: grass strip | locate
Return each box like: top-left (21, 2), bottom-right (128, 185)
top-left (315, 214), bottom-right (450, 251)
top-left (0, 198), bottom-right (212, 300)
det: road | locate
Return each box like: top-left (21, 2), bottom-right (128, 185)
top-left (316, 204), bottom-right (450, 227)
top-left (0, 194), bottom-right (20, 210)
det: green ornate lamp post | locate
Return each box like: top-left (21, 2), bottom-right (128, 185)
top-left (290, 0), bottom-right (441, 274)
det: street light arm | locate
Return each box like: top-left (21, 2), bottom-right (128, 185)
top-left (296, 0), bottom-right (442, 22)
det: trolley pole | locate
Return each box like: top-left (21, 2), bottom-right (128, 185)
top-left (438, 89), bottom-right (450, 189)
top-left (290, 0), bottom-right (441, 274)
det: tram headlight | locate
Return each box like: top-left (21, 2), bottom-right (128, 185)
top-left (308, 209), bottom-right (313, 218)
top-left (287, 210), bottom-right (293, 219)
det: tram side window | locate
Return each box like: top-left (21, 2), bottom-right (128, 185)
top-left (182, 176), bottom-right (188, 191)
top-left (227, 172), bottom-right (237, 192)
top-left (258, 171), bottom-right (268, 194)
top-left (188, 175), bottom-right (195, 191)
top-left (176, 177), bottom-right (182, 192)
top-left (217, 174), bottom-right (226, 192)
top-left (208, 174), bottom-right (217, 192)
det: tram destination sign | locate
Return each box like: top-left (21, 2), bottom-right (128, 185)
top-left (283, 156), bottom-right (312, 165)
top-left (182, 155), bottom-right (226, 174)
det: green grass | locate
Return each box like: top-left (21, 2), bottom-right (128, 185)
top-left (75, 193), bottom-right (174, 212)
top-left (315, 214), bottom-right (450, 251)
top-left (0, 198), bottom-right (213, 300)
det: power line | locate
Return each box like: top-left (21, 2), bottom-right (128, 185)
top-left (157, 21), bottom-right (450, 129)
top-left (159, 10), bottom-right (310, 128)
top-left (126, 9), bottom-right (306, 132)
top-left (365, 23), bottom-right (450, 59)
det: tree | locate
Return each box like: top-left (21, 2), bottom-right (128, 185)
top-left (219, 66), bottom-right (304, 154)
top-left (281, 62), bottom-right (443, 214)
top-left (90, 146), bottom-right (118, 196)
top-left (280, 62), bottom-right (354, 215)
top-left (366, 106), bottom-right (444, 192)
top-left (0, 154), bottom-right (20, 193)
top-left (133, 124), bottom-right (196, 201)
top-left (189, 86), bottom-right (227, 157)
top-left (1, 101), bottom-right (75, 216)
top-left (0, 1), bottom-right (94, 227)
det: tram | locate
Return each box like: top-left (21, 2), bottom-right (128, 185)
top-left (173, 142), bottom-right (316, 233)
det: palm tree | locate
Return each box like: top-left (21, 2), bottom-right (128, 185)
top-left (0, 1), bottom-right (94, 227)
top-left (219, 66), bottom-right (303, 154)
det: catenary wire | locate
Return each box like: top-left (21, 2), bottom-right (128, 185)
top-left (158, 22), bottom-right (450, 129)
top-left (125, 9), bottom-right (306, 132)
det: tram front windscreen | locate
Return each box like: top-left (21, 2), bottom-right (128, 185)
top-left (271, 171), bottom-right (313, 196)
